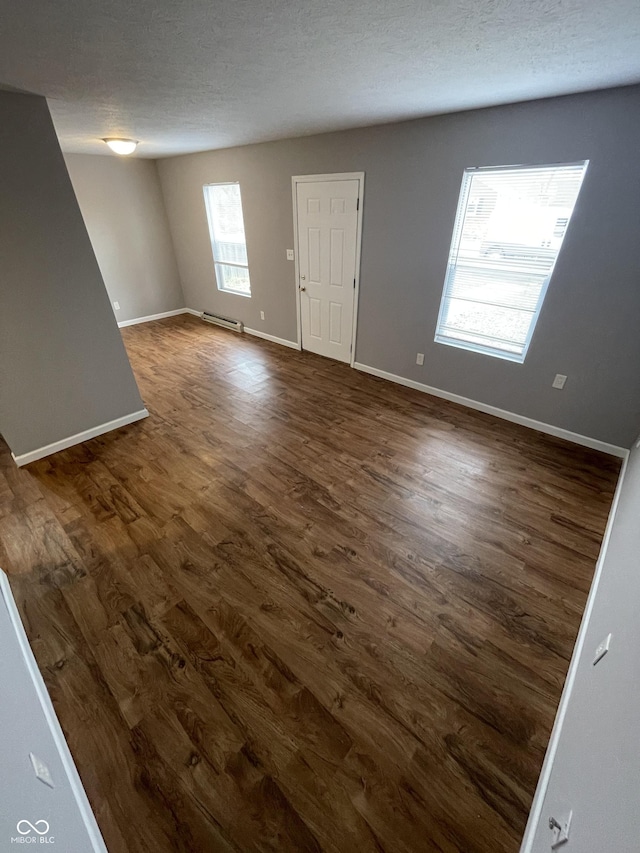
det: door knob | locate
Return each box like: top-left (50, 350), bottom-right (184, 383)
top-left (300, 286), bottom-right (306, 292)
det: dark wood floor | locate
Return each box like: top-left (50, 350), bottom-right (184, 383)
top-left (0, 315), bottom-right (620, 852)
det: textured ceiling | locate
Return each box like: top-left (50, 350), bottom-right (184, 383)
top-left (1, 0), bottom-right (639, 157)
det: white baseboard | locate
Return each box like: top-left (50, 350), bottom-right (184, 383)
top-left (121, 311), bottom-right (299, 352)
top-left (11, 409), bottom-right (149, 467)
top-left (118, 308), bottom-right (196, 328)
top-left (353, 362), bottom-right (628, 458)
top-left (244, 327), bottom-right (301, 350)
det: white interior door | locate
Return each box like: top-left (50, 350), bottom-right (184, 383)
top-left (296, 178), bottom-right (360, 363)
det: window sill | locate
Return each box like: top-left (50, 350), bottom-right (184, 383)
top-left (434, 335), bottom-right (526, 363)
top-left (217, 288), bottom-right (252, 298)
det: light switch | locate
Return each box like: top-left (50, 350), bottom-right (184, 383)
top-left (29, 753), bottom-right (54, 788)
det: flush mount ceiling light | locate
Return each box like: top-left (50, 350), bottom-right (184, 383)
top-left (103, 138), bottom-right (138, 155)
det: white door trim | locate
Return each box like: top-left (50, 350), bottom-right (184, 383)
top-left (292, 172), bottom-right (365, 367)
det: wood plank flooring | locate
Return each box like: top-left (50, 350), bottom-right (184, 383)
top-left (0, 314), bottom-right (620, 852)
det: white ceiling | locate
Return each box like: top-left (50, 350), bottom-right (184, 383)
top-left (1, 0), bottom-right (639, 158)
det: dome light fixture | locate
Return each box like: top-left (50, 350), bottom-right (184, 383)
top-left (103, 138), bottom-right (138, 156)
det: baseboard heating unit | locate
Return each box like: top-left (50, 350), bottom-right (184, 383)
top-left (201, 312), bottom-right (244, 333)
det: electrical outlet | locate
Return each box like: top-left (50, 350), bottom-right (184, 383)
top-left (416, 353), bottom-right (425, 366)
top-left (552, 374), bottom-right (567, 389)
top-left (260, 311), bottom-right (265, 321)
top-left (286, 249), bottom-right (295, 261)
top-left (593, 633), bottom-right (612, 665)
top-left (113, 301), bottom-right (121, 311)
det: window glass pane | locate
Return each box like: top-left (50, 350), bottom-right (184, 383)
top-left (435, 161), bottom-right (588, 362)
top-left (439, 299), bottom-right (534, 355)
top-left (215, 239), bottom-right (248, 266)
top-left (445, 265), bottom-right (547, 313)
top-left (215, 263), bottom-right (251, 296)
top-left (203, 183), bottom-right (251, 295)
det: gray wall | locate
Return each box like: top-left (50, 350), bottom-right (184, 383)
top-left (522, 440), bottom-right (640, 852)
top-left (0, 571), bottom-right (107, 852)
top-left (65, 154), bottom-right (184, 324)
top-left (0, 93), bottom-right (144, 458)
top-left (158, 84), bottom-right (640, 448)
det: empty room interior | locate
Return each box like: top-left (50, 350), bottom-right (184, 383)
top-left (1, 2), bottom-right (640, 851)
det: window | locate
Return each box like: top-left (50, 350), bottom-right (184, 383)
top-left (435, 161), bottom-right (588, 362)
top-left (203, 182), bottom-right (251, 296)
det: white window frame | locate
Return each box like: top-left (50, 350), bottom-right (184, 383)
top-left (434, 161), bottom-right (589, 363)
top-left (203, 181), bottom-right (252, 298)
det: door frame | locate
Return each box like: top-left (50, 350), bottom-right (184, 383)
top-left (291, 172), bottom-right (365, 367)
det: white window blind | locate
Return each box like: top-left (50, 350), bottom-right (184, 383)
top-left (435, 161), bottom-right (588, 362)
top-left (203, 182), bottom-right (251, 296)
